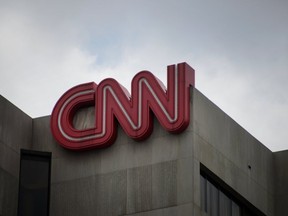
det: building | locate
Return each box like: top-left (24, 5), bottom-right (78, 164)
top-left (0, 63), bottom-right (287, 215)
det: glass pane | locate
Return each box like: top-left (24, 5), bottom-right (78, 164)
top-left (18, 151), bottom-right (51, 216)
top-left (232, 201), bottom-right (241, 216)
top-left (207, 181), bottom-right (219, 216)
top-left (200, 175), bottom-right (207, 212)
top-left (219, 191), bottom-right (231, 216)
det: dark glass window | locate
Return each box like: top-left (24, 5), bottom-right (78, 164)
top-left (200, 164), bottom-right (266, 216)
top-left (18, 150), bottom-right (51, 216)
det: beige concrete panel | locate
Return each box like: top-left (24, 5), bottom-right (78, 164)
top-left (0, 168), bottom-right (18, 216)
top-left (177, 157), bottom-right (193, 204)
top-left (274, 150), bottom-right (288, 215)
top-left (275, 194), bottom-right (288, 216)
top-left (193, 204), bottom-right (208, 216)
top-left (50, 170), bottom-right (127, 216)
top-left (126, 158), bottom-right (194, 215)
top-left (50, 125), bottom-right (193, 184)
top-left (51, 150), bottom-right (102, 183)
top-left (193, 89), bottom-right (229, 154)
top-left (193, 159), bottom-right (201, 208)
top-left (0, 96), bottom-right (32, 152)
top-left (193, 89), bottom-right (274, 215)
top-left (177, 130), bottom-right (194, 158)
top-left (32, 116), bottom-right (67, 158)
top-left (0, 141), bottom-right (20, 178)
top-left (274, 150), bottom-right (288, 195)
top-left (151, 160), bottom-right (177, 209)
top-left (122, 203), bottom-right (193, 216)
top-left (73, 106), bottom-right (95, 130)
top-left (196, 131), bottom-right (274, 215)
top-left (247, 135), bottom-right (274, 194)
top-left (127, 165), bottom-right (152, 214)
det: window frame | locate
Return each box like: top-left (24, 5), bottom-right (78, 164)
top-left (200, 163), bottom-right (266, 216)
top-left (17, 149), bottom-right (52, 216)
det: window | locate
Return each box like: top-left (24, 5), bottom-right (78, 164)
top-left (17, 149), bottom-right (52, 216)
top-left (201, 174), bottom-right (241, 216)
top-left (200, 164), bottom-right (265, 216)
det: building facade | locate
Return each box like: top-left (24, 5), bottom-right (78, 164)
top-left (0, 74), bottom-right (288, 215)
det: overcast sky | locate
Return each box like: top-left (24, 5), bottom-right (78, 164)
top-left (0, 0), bottom-right (287, 151)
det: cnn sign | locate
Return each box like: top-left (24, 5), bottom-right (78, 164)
top-left (50, 63), bottom-right (195, 150)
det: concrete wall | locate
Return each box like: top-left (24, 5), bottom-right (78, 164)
top-left (32, 98), bottom-right (195, 216)
top-left (274, 150), bottom-right (288, 216)
top-left (0, 87), bottom-right (286, 215)
top-left (30, 88), bottom-right (276, 216)
top-left (193, 90), bottom-right (275, 216)
top-left (0, 95), bottom-right (32, 216)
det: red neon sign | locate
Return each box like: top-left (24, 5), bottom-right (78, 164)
top-left (50, 62), bottom-right (195, 150)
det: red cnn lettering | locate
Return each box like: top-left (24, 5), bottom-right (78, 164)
top-left (50, 62), bottom-right (195, 150)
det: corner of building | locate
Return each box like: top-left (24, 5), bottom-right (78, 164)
top-left (0, 95), bottom-right (33, 215)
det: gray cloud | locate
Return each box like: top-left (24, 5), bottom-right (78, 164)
top-left (0, 0), bottom-right (287, 151)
